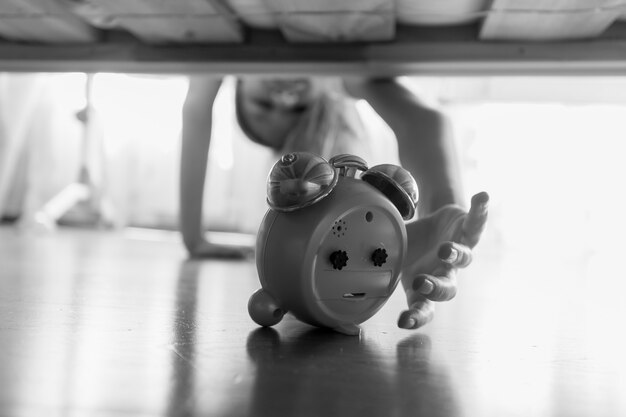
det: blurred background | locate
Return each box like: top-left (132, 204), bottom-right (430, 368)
top-left (3, 73), bottom-right (626, 256)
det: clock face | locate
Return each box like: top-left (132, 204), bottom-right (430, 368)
top-left (311, 204), bottom-right (404, 323)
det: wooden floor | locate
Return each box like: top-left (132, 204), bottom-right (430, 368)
top-left (1, 225), bottom-right (625, 417)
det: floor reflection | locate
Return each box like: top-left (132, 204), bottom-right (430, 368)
top-left (166, 260), bottom-right (201, 416)
top-left (396, 334), bottom-right (460, 417)
top-left (246, 326), bottom-right (459, 417)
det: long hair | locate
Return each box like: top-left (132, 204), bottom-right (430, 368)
top-left (283, 78), bottom-right (371, 160)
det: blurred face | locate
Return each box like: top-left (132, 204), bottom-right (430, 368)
top-left (236, 77), bottom-right (321, 149)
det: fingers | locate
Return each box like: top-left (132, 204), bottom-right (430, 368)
top-left (462, 191), bottom-right (489, 248)
top-left (470, 191), bottom-right (490, 216)
top-left (412, 270), bottom-right (458, 302)
top-left (402, 242), bottom-right (466, 304)
top-left (397, 299), bottom-right (435, 329)
top-left (438, 241), bottom-right (473, 268)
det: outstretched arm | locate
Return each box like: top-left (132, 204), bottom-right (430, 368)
top-left (343, 78), bottom-right (463, 216)
top-left (344, 78), bottom-right (489, 329)
top-left (179, 76), bottom-right (251, 258)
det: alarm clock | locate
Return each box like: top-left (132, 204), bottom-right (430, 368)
top-left (248, 152), bottom-right (417, 335)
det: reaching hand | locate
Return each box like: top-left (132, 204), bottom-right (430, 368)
top-left (398, 192), bottom-right (489, 329)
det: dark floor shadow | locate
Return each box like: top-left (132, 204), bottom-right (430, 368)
top-left (245, 326), bottom-right (460, 417)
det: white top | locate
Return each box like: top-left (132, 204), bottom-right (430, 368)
top-left (202, 77), bottom-right (400, 234)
